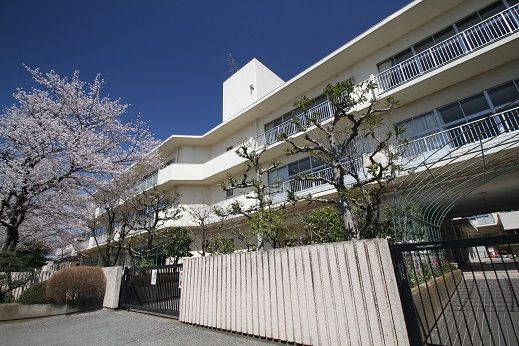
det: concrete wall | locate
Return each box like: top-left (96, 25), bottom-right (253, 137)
top-left (179, 239), bottom-right (409, 345)
top-left (0, 303), bottom-right (84, 321)
top-left (102, 266), bottom-right (123, 309)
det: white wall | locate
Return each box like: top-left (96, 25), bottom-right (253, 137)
top-left (223, 59), bottom-right (284, 122)
top-left (180, 239), bottom-right (409, 345)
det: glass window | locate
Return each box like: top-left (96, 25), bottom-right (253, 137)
top-left (288, 161), bottom-right (300, 177)
top-left (478, 1), bottom-right (506, 20)
top-left (460, 93), bottom-right (490, 117)
top-left (311, 157), bottom-right (326, 171)
top-left (298, 157), bottom-right (311, 173)
top-left (487, 81), bottom-right (519, 109)
top-left (412, 112), bottom-right (439, 134)
top-left (377, 58), bottom-right (394, 73)
top-left (396, 120), bottom-right (412, 139)
top-left (277, 166), bottom-right (288, 181)
top-left (456, 13), bottom-right (481, 31)
top-left (268, 170), bottom-right (277, 185)
top-left (432, 26), bottom-right (456, 43)
top-left (439, 102), bottom-right (464, 124)
top-left (282, 111), bottom-right (296, 123)
top-left (268, 166), bottom-right (288, 184)
top-left (507, 0), bottom-right (519, 6)
top-left (394, 48), bottom-right (413, 64)
top-left (414, 36), bottom-right (435, 53)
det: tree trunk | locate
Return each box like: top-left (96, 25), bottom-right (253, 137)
top-left (2, 226), bottom-right (18, 252)
top-left (339, 195), bottom-right (355, 239)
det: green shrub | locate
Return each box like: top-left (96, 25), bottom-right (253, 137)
top-left (302, 207), bottom-right (346, 245)
top-left (46, 267), bottom-right (106, 307)
top-left (207, 234), bottom-right (235, 255)
top-left (17, 281), bottom-right (47, 304)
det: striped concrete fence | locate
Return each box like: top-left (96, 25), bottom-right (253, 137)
top-left (179, 238), bottom-right (409, 345)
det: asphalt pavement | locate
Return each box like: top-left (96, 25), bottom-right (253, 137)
top-left (0, 309), bottom-right (273, 346)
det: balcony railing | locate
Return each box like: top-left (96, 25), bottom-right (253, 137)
top-left (401, 106), bottom-right (519, 158)
top-left (269, 157), bottom-right (364, 196)
top-left (269, 166), bottom-right (335, 196)
top-left (376, 4), bottom-right (519, 93)
top-left (134, 172), bottom-right (158, 193)
top-left (269, 107), bottom-right (519, 199)
top-left (254, 99), bottom-right (334, 150)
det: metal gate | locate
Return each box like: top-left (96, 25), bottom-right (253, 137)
top-left (120, 264), bottom-right (182, 318)
top-left (391, 234), bottom-right (519, 345)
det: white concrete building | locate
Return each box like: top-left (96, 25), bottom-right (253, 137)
top-left (86, 0), bottom-right (519, 262)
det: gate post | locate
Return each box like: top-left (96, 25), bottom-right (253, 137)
top-left (118, 267), bottom-right (129, 310)
top-left (391, 247), bottom-right (423, 345)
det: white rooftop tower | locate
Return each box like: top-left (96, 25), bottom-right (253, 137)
top-left (222, 58), bottom-right (284, 122)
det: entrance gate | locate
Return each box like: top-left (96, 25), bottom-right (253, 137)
top-left (120, 264), bottom-right (182, 318)
top-left (391, 235), bottom-right (519, 345)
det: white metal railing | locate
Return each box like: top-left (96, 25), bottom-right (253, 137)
top-left (254, 99), bottom-right (334, 149)
top-left (269, 107), bottom-right (519, 199)
top-left (269, 156), bottom-right (364, 196)
top-left (400, 106), bottom-right (519, 158)
top-left (269, 166), bottom-right (335, 195)
top-left (376, 4), bottom-right (519, 93)
top-left (133, 172), bottom-right (158, 193)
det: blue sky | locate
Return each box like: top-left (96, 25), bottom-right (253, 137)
top-left (1, 0), bottom-right (409, 140)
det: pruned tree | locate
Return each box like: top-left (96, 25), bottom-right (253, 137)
top-left (0, 67), bottom-right (157, 251)
top-left (125, 188), bottom-right (183, 264)
top-left (281, 78), bottom-right (403, 239)
top-left (218, 140), bottom-right (286, 249)
top-left (301, 207), bottom-right (346, 245)
top-left (207, 233), bottom-right (235, 255)
top-left (187, 201), bottom-right (216, 257)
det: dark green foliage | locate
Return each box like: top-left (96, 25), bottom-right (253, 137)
top-left (302, 207), bottom-right (346, 245)
top-left (246, 209), bottom-right (287, 249)
top-left (207, 234), bottom-right (235, 255)
top-left (164, 228), bottom-right (193, 264)
top-left (16, 281), bottom-right (47, 304)
top-left (0, 241), bottom-right (49, 272)
top-left (0, 241), bottom-right (50, 302)
top-left (46, 267), bottom-right (106, 307)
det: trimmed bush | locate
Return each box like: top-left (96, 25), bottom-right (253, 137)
top-left (46, 267), bottom-right (106, 307)
top-left (17, 281), bottom-right (48, 304)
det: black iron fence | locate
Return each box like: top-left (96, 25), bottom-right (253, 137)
top-left (391, 234), bottom-right (519, 345)
top-left (120, 264), bottom-right (182, 318)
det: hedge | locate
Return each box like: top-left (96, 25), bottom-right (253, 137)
top-left (16, 281), bottom-right (48, 304)
top-left (46, 267), bottom-right (106, 307)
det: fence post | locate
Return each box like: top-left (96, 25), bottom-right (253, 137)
top-left (390, 246), bottom-right (423, 345)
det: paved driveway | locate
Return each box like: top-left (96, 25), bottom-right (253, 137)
top-left (0, 309), bottom-right (272, 346)
top-left (426, 271), bottom-right (519, 345)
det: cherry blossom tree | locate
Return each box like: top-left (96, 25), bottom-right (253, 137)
top-left (86, 171), bottom-right (141, 267)
top-left (0, 66), bottom-right (158, 251)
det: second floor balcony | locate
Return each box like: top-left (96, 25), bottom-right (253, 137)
top-left (268, 106), bottom-right (519, 202)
